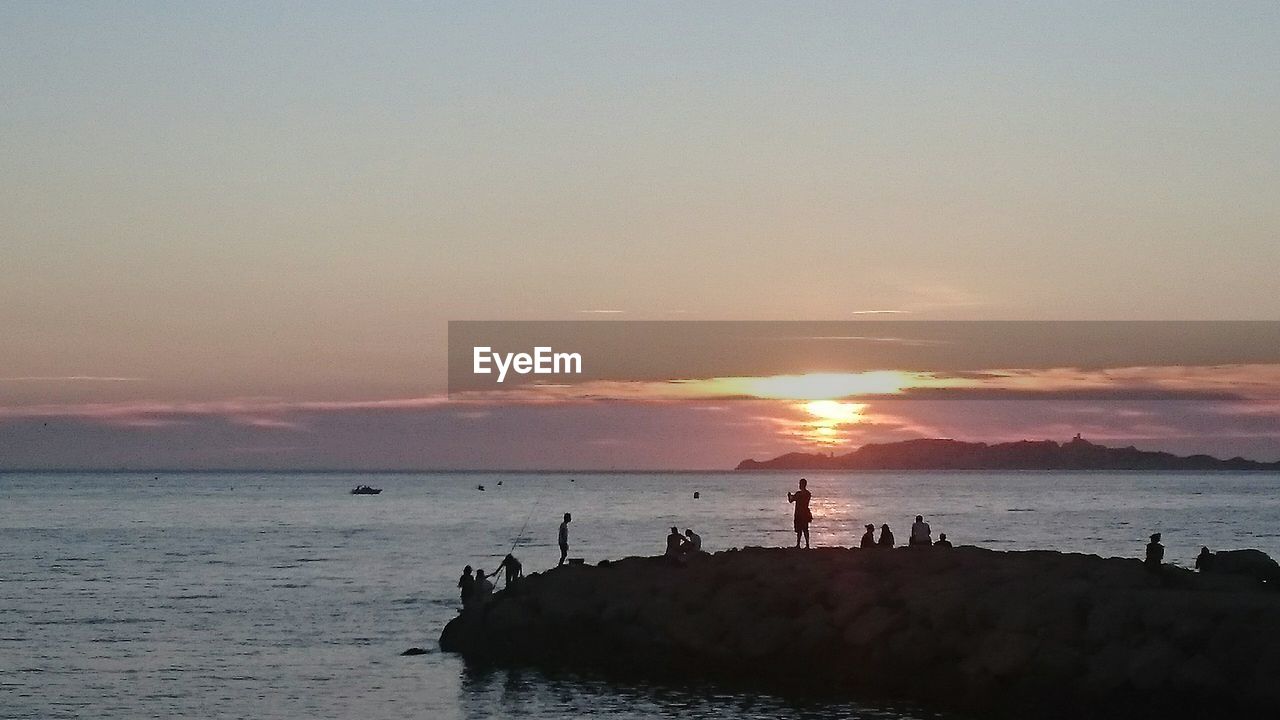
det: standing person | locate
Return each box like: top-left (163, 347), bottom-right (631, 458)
top-left (457, 565), bottom-right (474, 608)
top-left (860, 523), bottom-right (876, 549)
top-left (558, 512), bottom-right (572, 566)
top-left (910, 515), bottom-right (932, 547)
top-left (787, 478), bottom-right (813, 549)
top-left (498, 553), bottom-right (523, 586)
top-left (878, 523), bottom-right (895, 548)
top-left (1145, 532), bottom-right (1164, 569)
top-left (472, 569), bottom-right (495, 606)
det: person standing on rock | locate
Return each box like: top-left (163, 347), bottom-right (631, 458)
top-left (860, 523), bottom-right (876, 548)
top-left (787, 478), bottom-right (813, 549)
top-left (910, 515), bottom-right (932, 547)
top-left (457, 565), bottom-right (475, 609)
top-left (1145, 532), bottom-right (1164, 569)
top-left (498, 553), bottom-right (523, 586)
top-left (683, 528), bottom-right (702, 553)
top-left (558, 512), bottom-right (572, 566)
top-left (878, 523), bottom-right (895, 548)
top-left (472, 569), bottom-right (495, 607)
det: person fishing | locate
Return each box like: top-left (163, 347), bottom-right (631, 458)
top-left (498, 553), bottom-right (523, 586)
top-left (788, 478), bottom-right (813, 549)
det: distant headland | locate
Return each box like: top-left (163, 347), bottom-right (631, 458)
top-left (735, 435), bottom-right (1280, 471)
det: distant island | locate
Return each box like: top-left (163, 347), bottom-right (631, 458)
top-left (735, 435), bottom-right (1280, 471)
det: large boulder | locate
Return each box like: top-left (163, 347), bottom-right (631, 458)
top-left (439, 547), bottom-right (1280, 718)
top-left (1205, 549), bottom-right (1280, 583)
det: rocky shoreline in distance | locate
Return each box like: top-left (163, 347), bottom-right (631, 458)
top-left (440, 546), bottom-right (1280, 718)
top-left (735, 436), bottom-right (1280, 471)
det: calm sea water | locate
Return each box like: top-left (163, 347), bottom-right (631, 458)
top-left (4, 471), bottom-right (1280, 720)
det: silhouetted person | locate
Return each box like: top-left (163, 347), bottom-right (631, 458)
top-left (1145, 532), bottom-right (1164, 569)
top-left (860, 523), bottom-right (876, 549)
top-left (878, 524), bottom-right (895, 548)
top-left (666, 526), bottom-right (685, 559)
top-left (473, 569), bottom-right (494, 605)
top-left (457, 565), bottom-right (474, 607)
top-left (788, 478), bottom-right (812, 549)
top-left (684, 528), bottom-right (702, 553)
top-left (498, 553), bottom-right (523, 586)
top-left (935, 533), bottom-right (952, 548)
top-left (910, 515), bottom-right (932, 547)
top-left (1195, 546), bottom-right (1213, 572)
top-left (558, 512), bottom-right (572, 566)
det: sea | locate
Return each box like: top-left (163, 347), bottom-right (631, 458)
top-left (4, 470), bottom-right (1280, 720)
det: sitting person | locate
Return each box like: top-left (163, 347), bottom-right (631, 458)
top-left (859, 523), bottom-right (876, 549)
top-left (665, 526), bottom-right (686, 559)
top-left (934, 533), bottom-right (952, 548)
top-left (878, 524), bottom-right (895, 548)
top-left (909, 515), bottom-right (932, 547)
top-left (1195, 546), bottom-right (1213, 572)
top-left (683, 528), bottom-right (702, 553)
top-left (1145, 532), bottom-right (1165, 569)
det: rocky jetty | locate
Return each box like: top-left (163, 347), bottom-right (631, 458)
top-left (440, 546), bottom-right (1280, 718)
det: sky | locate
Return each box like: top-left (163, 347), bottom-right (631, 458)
top-left (2, 2), bottom-right (1279, 469)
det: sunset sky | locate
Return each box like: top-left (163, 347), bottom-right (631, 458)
top-left (3, 3), bottom-right (1279, 469)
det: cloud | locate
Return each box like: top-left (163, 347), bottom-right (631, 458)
top-left (0, 376), bottom-right (145, 382)
top-left (0, 395), bottom-right (451, 423)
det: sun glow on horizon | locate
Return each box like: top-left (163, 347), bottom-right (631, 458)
top-left (691, 370), bottom-right (955, 401)
top-left (798, 399), bottom-right (868, 446)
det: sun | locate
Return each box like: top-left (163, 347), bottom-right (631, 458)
top-left (798, 400), bottom-right (867, 446)
top-left (803, 400), bottom-right (866, 422)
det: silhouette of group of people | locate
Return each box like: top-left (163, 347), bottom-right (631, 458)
top-left (665, 526), bottom-right (703, 561)
top-left (451, 476), bottom-right (1260, 615)
top-left (457, 553), bottom-right (523, 613)
top-left (791, 479), bottom-right (952, 550)
top-left (1145, 533), bottom-right (1226, 573)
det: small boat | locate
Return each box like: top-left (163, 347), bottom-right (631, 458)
top-left (350, 485), bottom-right (382, 495)
top-left (477, 484), bottom-right (486, 491)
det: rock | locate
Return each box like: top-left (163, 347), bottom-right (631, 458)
top-left (400, 647), bottom-right (428, 656)
top-left (841, 606), bottom-right (898, 648)
top-left (438, 547), bottom-right (1280, 718)
top-left (1207, 549), bottom-right (1280, 583)
top-left (977, 631), bottom-right (1038, 677)
top-left (1126, 641), bottom-right (1180, 691)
